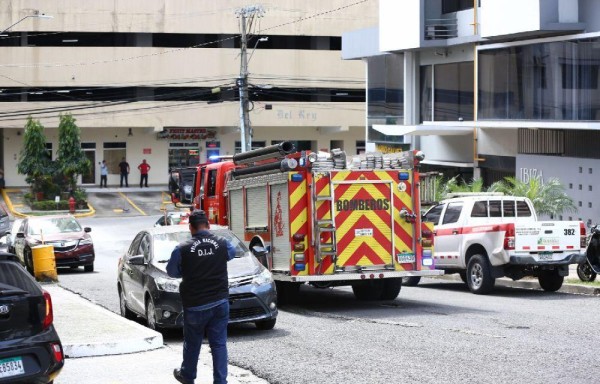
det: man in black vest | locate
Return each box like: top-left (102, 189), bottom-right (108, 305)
top-left (167, 210), bottom-right (236, 384)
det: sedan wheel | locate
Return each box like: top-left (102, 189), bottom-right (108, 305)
top-left (24, 248), bottom-right (34, 275)
top-left (146, 297), bottom-right (160, 331)
top-left (119, 288), bottom-right (136, 320)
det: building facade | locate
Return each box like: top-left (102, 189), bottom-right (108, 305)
top-left (343, 0), bottom-right (600, 224)
top-left (0, 0), bottom-right (377, 187)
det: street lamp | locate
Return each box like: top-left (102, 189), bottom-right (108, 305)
top-left (0, 13), bottom-right (53, 35)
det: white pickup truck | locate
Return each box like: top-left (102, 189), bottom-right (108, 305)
top-left (409, 194), bottom-right (586, 294)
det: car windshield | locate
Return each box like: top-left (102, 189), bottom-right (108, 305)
top-left (28, 217), bottom-right (82, 235)
top-left (152, 230), bottom-right (248, 263)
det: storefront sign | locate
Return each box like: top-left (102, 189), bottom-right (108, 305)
top-left (277, 109), bottom-right (317, 121)
top-left (157, 128), bottom-right (217, 141)
top-left (375, 143), bottom-right (404, 154)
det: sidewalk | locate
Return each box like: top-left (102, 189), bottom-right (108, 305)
top-left (46, 284), bottom-right (267, 384)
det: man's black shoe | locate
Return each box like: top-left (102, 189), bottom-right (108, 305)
top-left (173, 369), bottom-right (193, 384)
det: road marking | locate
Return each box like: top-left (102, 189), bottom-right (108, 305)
top-left (118, 192), bottom-right (146, 216)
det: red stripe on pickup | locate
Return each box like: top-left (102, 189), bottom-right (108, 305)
top-left (538, 246), bottom-right (546, 250)
top-left (567, 246), bottom-right (574, 249)
top-left (552, 246), bottom-right (560, 250)
top-left (523, 246), bottom-right (531, 250)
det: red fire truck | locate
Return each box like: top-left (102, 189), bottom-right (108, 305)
top-left (170, 142), bottom-right (442, 302)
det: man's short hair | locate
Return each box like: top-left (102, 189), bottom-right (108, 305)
top-left (189, 210), bottom-right (210, 228)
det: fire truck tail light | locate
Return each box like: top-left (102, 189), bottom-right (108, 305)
top-left (503, 224), bottom-right (516, 250)
top-left (294, 263), bottom-right (306, 271)
top-left (292, 234), bottom-right (305, 242)
top-left (291, 174), bottom-right (304, 182)
top-left (293, 243), bottom-right (305, 252)
top-left (580, 222), bottom-right (587, 248)
top-left (398, 172), bottom-right (410, 181)
top-left (293, 253), bottom-right (305, 262)
top-left (422, 258), bottom-right (433, 267)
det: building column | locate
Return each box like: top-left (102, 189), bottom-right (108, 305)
top-left (404, 51), bottom-right (419, 149)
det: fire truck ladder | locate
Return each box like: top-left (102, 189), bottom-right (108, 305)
top-left (312, 173), bottom-right (337, 273)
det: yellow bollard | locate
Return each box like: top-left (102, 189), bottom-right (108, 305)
top-left (32, 245), bottom-right (58, 282)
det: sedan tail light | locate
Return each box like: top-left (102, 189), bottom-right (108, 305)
top-left (42, 290), bottom-right (54, 329)
top-left (50, 343), bottom-right (64, 363)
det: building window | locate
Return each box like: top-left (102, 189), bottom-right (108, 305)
top-left (235, 141), bottom-right (266, 154)
top-left (589, 185), bottom-right (593, 192)
top-left (479, 38), bottom-right (600, 121)
top-left (367, 54), bottom-right (404, 124)
top-left (44, 143), bottom-right (53, 160)
top-left (356, 140), bottom-right (366, 155)
top-left (442, 0), bottom-right (479, 14)
top-left (421, 61), bottom-right (474, 122)
top-left (103, 142), bottom-right (126, 174)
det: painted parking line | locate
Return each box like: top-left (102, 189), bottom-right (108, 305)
top-left (117, 192), bottom-right (146, 216)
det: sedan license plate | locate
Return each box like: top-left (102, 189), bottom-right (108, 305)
top-left (397, 253), bottom-right (415, 263)
top-left (0, 357), bottom-right (25, 378)
top-left (538, 252), bottom-right (553, 261)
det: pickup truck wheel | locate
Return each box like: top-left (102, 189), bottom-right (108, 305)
top-left (576, 263), bottom-right (597, 282)
top-left (538, 270), bottom-right (564, 292)
top-left (352, 281), bottom-right (384, 300)
top-left (380, 278), bottom-right (402, 300)
top-left (401, 276), bottom-right (421, 287)
top-left (466, 255), bottom-right (495, 294)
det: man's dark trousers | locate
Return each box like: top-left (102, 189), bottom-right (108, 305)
top-left (120, 173), bottom-right (128, 187)
top-left (181, 301), bottom-right (229, 383)
top-left (140, 174), bottom-right (148, 188)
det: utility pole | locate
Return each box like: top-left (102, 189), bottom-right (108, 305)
top-left (236, 5), bottom-right (264, 153)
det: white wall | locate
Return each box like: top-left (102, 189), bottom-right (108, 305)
top-left (478, 128), bottom-right (517, 157)
top-left (480, 0), bottom-right (541, 38)
top-left (380, 0), bottom-right (422, 51)
top-left (419, 135), bottom-right (473, 163)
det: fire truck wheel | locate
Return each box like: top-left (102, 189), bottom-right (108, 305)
top-left (401, 276), bottom-right (421, 287)
top-left (380, 278), bottom-right (402, 300)
top-left (255, 318), bottom-right (277, 331)
top-left (352, 281), bottom-right (384, 300)
top-left (466, 254), bottom-right (495, 295)
top-left (538, 269), bottom-right (564, 292)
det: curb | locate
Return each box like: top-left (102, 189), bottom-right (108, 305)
top-left (436, 275), bottom-right (600, 295)
top-left (44, 285), bottom-right (164, 358)
top-left (1, 189), bottom-right (95, 218)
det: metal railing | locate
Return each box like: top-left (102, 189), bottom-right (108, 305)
top-left (424, 18), bottom-right (458, 40)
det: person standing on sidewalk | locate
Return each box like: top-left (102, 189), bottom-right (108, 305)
top-left (167, 210), bottom-right (236, 384)
top-left (99, 160), bottom-right (108, 188)
top-left (118, 157), bottom-right (130, 187)
top-left (138, 159), bottom-right (151, 188)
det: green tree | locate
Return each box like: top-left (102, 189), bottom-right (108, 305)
top-left (489, 176), bottom-right (576, 217)
top-left (17, 117), bottom-right (51, 195)
top-left (445, 176), bottom-right (484, 195)
top-left (56, 114), bottom-right (90, 192)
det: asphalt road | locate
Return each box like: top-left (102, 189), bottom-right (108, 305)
top-left (57, 216), bottom-right (600, 384)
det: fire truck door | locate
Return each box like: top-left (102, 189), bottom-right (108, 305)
top-left (333, 181), bottom-right (394, 268)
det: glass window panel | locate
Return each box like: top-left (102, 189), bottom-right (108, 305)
top-left (503, 200), bottom-right (515, 217)
top-left (434, 62), bottom-right (474, 121)
top-left (479, 38), bottom-right (600, 121)
top-left (489, 200), bottom-right (501, 217)
top-left (424, 204), bottom-right (444, 225)
top-left (420, 65), bottom-right (433, 122)
top-left (442, 203), bottom-right (463, 224)
top-left (516, 201), bottom-right (532, 217)
top-left (470, 201), bottom-right (487, 217)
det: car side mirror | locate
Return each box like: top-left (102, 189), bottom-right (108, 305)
top-left (128, 255), bottom-right (146, 266)
top-left (251, 246), bottom-right (268, 268)
top-left (16, 232), bottom-right (25, 239)
top-left (84, 227), bottom-right (92, 233)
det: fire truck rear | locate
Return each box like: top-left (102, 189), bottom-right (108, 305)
top-left (226, 142), bottom-right (442, 302)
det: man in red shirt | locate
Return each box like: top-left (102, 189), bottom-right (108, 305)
top-left (138, 159), bottom-right (151, 187)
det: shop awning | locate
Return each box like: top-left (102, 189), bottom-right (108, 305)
top-left (372, 124), bottom-right (473, 136)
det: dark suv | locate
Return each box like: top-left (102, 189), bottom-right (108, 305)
top-left (0, 252), bottom-right (64, 383)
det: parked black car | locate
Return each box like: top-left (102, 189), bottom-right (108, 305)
top-left (117, 225), bottom-right (278, 331)
top-left (0, 252), bottom-right (64, 383)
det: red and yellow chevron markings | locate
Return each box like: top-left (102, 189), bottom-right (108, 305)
top-left (289, 172), bottom-right (309, 275)
top-left (331, 170), bottom-right (416, 272)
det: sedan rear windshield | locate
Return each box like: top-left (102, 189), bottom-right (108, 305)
top-left (28, 217), bottom-right (82, 235)
top-left (152, 230), bottom-right (248, 263)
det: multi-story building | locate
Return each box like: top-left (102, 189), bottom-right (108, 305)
top-left (343, 0), bottom-right (600, 224)
top-left (0, 0), bottom-right (377, 187)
